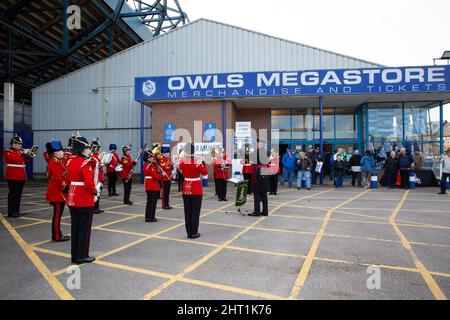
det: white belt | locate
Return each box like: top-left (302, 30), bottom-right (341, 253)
top-left (243, 164), bottom-right (251, 166)
top-left (184, 178), bottom-right (200, 182)
top-left (71, 182), bottom-right (85, 186)
top-left (6, 164), bottom-right (25, 168)
top-left (145, 176), bottom-right (153, 179)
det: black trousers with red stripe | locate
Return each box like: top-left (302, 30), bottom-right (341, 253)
top-left (123, 179), bottom-right (132, 204)
top-left (51, 202), bottom-right (65, 241)
top-left (7, 180), bottom-right (25, 216)
top-left (69, 206), bottom-right (94, 262)
top-left (107, 172), bottom-right (118, 195)
top-left (145, 190), bottom-right (159, 220)
top-left (182, 195), bottom-right (202, 236)
top-left (243, 173), bottom-right (253, 194)
top-left (162, 180), bottom-right (171, 208)
top-left (216, 178), bottom-right (227, 200)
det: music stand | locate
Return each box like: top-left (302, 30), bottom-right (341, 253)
top-left (225, 178), bottom-right (249, 216)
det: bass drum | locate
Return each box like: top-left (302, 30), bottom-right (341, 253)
top-left (115, 164), bottom-right (123, 173)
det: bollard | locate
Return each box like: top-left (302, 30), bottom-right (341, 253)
top-left (370, 173), bottom-right (378, 189)
top-left (409, 173), bottom-right (416, 190)
top-left (202, 174), bottom-right (208, 187)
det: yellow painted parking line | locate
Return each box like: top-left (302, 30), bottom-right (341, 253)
top-left (142, 189), bottom-right (334, 300)
top-left (289, 189), bottom-right (371, 299)
top-left (0, 212), bottom-right (74, 300)
top-left (95, 259), bottom-right (285, 300)
top-left (96, 202), bottom-right (234, 261)
top-left (33, 246), bottom-right (71, 259)
top-left (180, 277), bottom-right (286, 300)
top-left (389, 190), bottom-right (447, 300)
top-left (14, 221), bottom-right (48, 229)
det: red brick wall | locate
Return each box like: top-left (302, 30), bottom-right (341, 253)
top-left (236, 108), bottom-right (271, 142)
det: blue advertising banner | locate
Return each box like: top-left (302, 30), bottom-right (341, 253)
top-left (164, 123), bottom-right (176, 142)
top-left (204, 122), bottom-right (216, 141)
top-left (135, 65), bottom-right (450, 101)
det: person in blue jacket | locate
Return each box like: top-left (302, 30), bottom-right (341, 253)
top-left (280, 148), bottom-right (296, 188)
top-left (361, 150), bottom-right (375, 188)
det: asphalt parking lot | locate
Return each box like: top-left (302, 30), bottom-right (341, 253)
top-left (1, 180), bottom-right (449, 300)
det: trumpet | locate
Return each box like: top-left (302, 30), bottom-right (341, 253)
top-left (21, 146), bottom-right (39, 158)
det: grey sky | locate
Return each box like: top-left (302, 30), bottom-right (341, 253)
top-left (183, 0), bottom-right (449, 67)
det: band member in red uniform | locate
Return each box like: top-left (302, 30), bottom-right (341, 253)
top-left (159, 149), bottom-right (173, 209)
top-left (107, 144), bottom-right (120, 196)
top-left (91, 140), bottom-right (105, 214)
top-left (241, 144), bottom-right (253, 195)
top-left (4, 136), bottom-right (31, 218)
top-left (121, 146), bottom-right (137, 205)
top-left (179, 143), bottom-right (208, 239)
top-left (268, 149), bottom-right (280, 195)
top-left (213, 149), bottom-right (231, 201)
top-left (65, 135), bottom-right (97, 264)
top-left (143, 149), bottom-right (163, 222)
top-left (249, 140), bottom-right (270, 217)
top-left (45, 140), bottom-right (70, 242)
top-left (63, 134), bottom-right (76, 166)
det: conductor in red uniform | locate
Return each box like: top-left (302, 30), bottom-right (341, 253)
top-left (91, 140), bottom-right (105, 214)
top-left (4, 136), bottom-right (31, 218)
top-left (121, 146), bottom-right (137, 205)
top-left (45, 140), bottom-right (70, 242)
top-left (65, 135), bottom-right (97, 264)
top-left (213, 150), bottom-right (231, 201)
top-left (107, 144), bottom-right (120, 196)
top-left (159, 150), bottom-right (173, 209)
top-left (179, 143), bottom-right (208, 239)
top-left (143, 149), bottom-right (163, 222)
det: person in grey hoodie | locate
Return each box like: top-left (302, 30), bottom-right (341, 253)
top-left (438, 148), bottom-right (450, 194)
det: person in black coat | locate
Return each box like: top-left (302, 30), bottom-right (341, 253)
top-left (334, 154), bottom-right (346, 189)
top-left (398, 148), bottom-right (414, 189)
top-left (384, 151), bottom-right (399, 189)
top-left (348, 150), bottom-right (362, 187)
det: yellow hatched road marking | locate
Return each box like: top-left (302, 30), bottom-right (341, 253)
top-left (289, 189), bottom-right (371, 299)
top-left (0, 213), bottom-right (74, 300)
top-left (389, 190), bottom-right (447, 300)
top-left (142, 189), bottom-right (334, 300)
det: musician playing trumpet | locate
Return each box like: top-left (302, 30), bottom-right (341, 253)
top-left (213, 146), bottom-right (231, 201)
top-left (143, 148), bottom-right (163, 222)
top-left (3, 135), bottom-right (32, 218)
top-left (158, 146), bottom-right (174, 210)
top-left (121, 145), bottom-right (137, 205)
top-left (91, 140), bottom-right (105, 214)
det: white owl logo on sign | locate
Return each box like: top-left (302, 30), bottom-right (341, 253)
top-left (142, 80), bottom-right (156, 97)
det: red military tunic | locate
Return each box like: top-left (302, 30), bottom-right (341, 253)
top-left (213, 155), bottom-right (231, 180)
top-left (121, 154), bottom-right (135, 180)
top-left (179, 158), bottom-right (208, 195)
top-left (143, 162), bottom-right (162, 191)
top-left (65, 156), bottom-right (96, 207)
top-left (241, 158), bottom-right (253, 174)
top-left (3, 148), bottom-right (28, 181)
top-left (92, 153), bottom-right (105, 182)
top-left (46, 156), bottom-right (68, 203)
top-left (106, 151), bottom-right (120, 173)
top-left (159, 155), bottom-right (173, 181)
